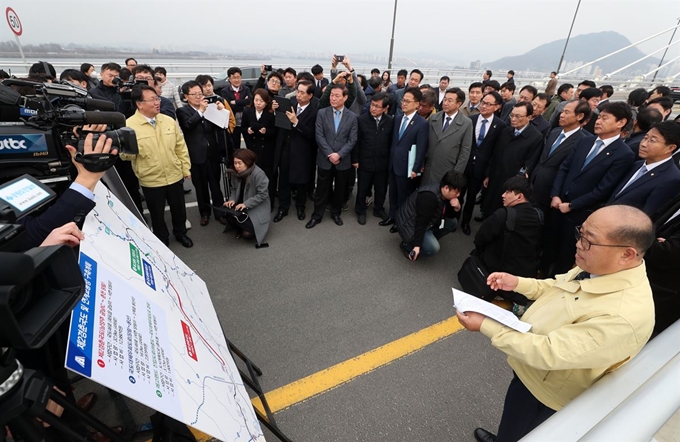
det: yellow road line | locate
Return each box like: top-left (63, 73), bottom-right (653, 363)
top-left (251, 314), bottom-right (465, 416)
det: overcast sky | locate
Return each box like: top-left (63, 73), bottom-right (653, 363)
top-left (3, 0), bottom-right (679, 63)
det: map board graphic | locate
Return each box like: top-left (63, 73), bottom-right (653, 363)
top-left (65, 182), bottom-right (265, 441)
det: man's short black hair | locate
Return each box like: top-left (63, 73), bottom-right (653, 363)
top-left (368, 76), bottom-right (381, 89)
top-left (535, 92), bottom-right (550, 106)
top-left (119, 68), bottom-right (131, 81)
top-left (551, 71), bottom-right (557, 76)
top-left (485, 80), bottom-right (501, 91)
top-left (557, 83), bottom-right (574, 96)
top-left (284, 67), bottom-right (297, 77)
top-left (397, 69), bottom-right (408, 78)
top-left (371, 68), bottom-right (380, 75)
top-left (154, 66), bottom-right (167, 76)
top-left (80, 63), bottom-right (94, 74)
top-left (579, 87), bottom-right (603, 101)
top-left (440, 75), bottom-right (450, 82)
top-left (297, 72), bottom-right (315, 83)
top-left (371, 91), bottom-right (390, 108)
top-left (650, 86), bottom-right (671, 97)
top-left (420, 90), bottom-right (438, 107)
top-left (485, 91), bottom-right (503, 106)
top-left (267, 71), bottom-right (284, 84)
top-left (227, 67), bottom-right (242, 77)
top-left (131, 84), bottom-right (157, 104)
top-left (445, 88), bottom-right (465, 104)
top-left (646, 96), bottom-right (674, 112)
top-left (627, 88), bottom-right (649, 107)
top-left (653, 120), bottom-right (680, 151)
top-left (519, 85), bottom-right (538, 99)
top-left (500, 82), bottom-right (516, 93)
top-left (311, 64), bottom-right (323, 75)
top-left (101, 62), bottom-right (121, 73)
top-left (507, 70), bottom-right (515, 76)
top-left (181, 80), bottom-right (202, 95)
top-left (410, 69), bottom-right (424, 82)
top-left (578, 80), bottom-right (597, 88)
top-left (469, 82), bottom-right (484, 92)
top-left (503, 176), bottom-right (532, 200)
top-left (599, 102), bottom-right (633, 127)
top-left (29, 61), bottom-right (56, 79)
top-left (329, 84), bottom-right (348, 97)
top-left (404, 86), bottom-right (423, 102)
top-left (485, 70), bottom-right (493, 78)
top-left (573, 100), bottom-right (592, 124)
top-left (195, 75), bottom-right (214, 86)
top-left (297, 80), bottom-right (314, 95)
top-left (635, 107), bottom-right (663, 132)
top-left (600, 85), bottom-right (614, 98)
top-left (125, 57), bottom-right (137, 65)
top-left (59, 69), bottom-right (87, 84)
top-left (514, 101), bottom-right (534, 117)
top-left (440, 171), bottom-right (467, 191)
top-left (132, 64), bottom-right (154, 76)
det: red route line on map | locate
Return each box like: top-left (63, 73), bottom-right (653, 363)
top-left (166, 280), bottom-right (226, 367)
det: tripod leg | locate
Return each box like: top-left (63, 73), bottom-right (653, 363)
top-left (254, 409), bottom-right (292, 442)
top-left (227, 340), bottom-right (263, 376)
top-left (48, 390), bottom-right (126, 442)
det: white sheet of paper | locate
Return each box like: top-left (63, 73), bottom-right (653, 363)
top-left (204, 104), bottom-right (230, 129)
top-left (452, 288), bottom-right (532, 333)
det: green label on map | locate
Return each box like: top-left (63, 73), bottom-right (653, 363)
top-left (130, 243), bottom-right (143, 275)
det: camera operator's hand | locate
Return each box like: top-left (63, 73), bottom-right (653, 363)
top-left (72, 124), bottom-right (108, 137)
top-left (40, 222), bottom-right (85, 248)
top-left (331, 55), bottom-right (338, 69)
top-left (341, 56), bottom-right (352, 72)
top-left (199, 98), bottom-right (209, 113)
top-left (66, 133), bottom-right (118, 192)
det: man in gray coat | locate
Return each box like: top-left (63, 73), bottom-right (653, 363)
top-left (422, 88), bottom-right (473, 185)
top-left (306, 85), bottom-right (359, 228)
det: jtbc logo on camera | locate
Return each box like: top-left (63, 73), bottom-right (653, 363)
top-left (0, 134), bottom-right (49, 153)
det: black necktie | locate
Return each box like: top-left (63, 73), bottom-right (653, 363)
top-left (573, 271), bottom-right (590, 281)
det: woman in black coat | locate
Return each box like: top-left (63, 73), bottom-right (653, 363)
top-left (241, 88), bottom-right (278, 208)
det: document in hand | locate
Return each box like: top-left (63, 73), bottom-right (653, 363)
top-left (407, 144), bottom-right (422, 177)
top-left (204, 103), bottom-right (230, 129)
top-left (452, 288), bottom-right (532, 333)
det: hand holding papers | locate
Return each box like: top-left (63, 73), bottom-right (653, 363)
top-left (453, 288), bottom-right (531, 333)
top-left (204, 103), bottom-right (230, 129)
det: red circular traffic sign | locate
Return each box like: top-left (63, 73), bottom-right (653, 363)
top-left (6, 7), bottom-right (22, 37)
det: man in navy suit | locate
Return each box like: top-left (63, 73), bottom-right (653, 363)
top-left (607, 121), bottom-right (680, 215)
top-left (460, 91), bottom-right (506, 235)
top-left (545, 102), bottom-right (635, 276)
top-left (381, 87), bottom-right (429, 229)
top-left (311, 64), bottom-right (329, 98)
top-left (306, 85), bottom-right (358, 228)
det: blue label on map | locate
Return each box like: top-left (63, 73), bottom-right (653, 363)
top-left (143, 259), bottom-right (156, 290)
top-left (0, 134), bottom-right (49, 154)
top-left (66, 252), bottom-right (98, 377)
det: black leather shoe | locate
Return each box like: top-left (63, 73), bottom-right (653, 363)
top-left (473, 427), bottom-right (497, 442)
top-left (474, 215), bottom-right (486, 222)
top-left (273, 210), bottom-right (287, 223)
top-left (216, 216), bottom-right (227, 225)
top-left (200, 216), bottom-right (209, 226)
top-left (379, 217), bottom-right (395, 226)
top-left (176, 235), bottom-right (194, 248)
top-left (390, 225), bottom-right (398, 233)
top-left (462, 223), bottom-right (471, 235)
top-left (357, 213), bottom-right (366, 225)
top-left (297, 208), bottom-right (306, 220)
top-left (305, 218), bottom-right (320, 229)
top-left (332, 215), bottom-right (344, 226)
top-left (373, 209), bottom-right (387, 219)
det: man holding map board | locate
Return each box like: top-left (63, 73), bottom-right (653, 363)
top-left (456, 205), bottom-right (656, 442)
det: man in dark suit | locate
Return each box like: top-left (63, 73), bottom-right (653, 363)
top-left (545, 102), bottom-right (635, 276)
top-left (422, 88), bottom-right (473, 186)
top-left (529, 100), bottom-right (590, 213)
top-left (391, 69), bottom-right (423, 118)
top-left (220, 67), bottom-right (253, 151)
top-left (647, 192), bottom-right (680, 337)
top-left (624, 107), bottom-right (663, 158)
top-left (306, 85), bottom-right (358, 228)
top-left (274, 80), bottom-right (319, 222)
top-left (381, 87), bottom-right (429, 229)
top-left (311, 64), bottom-right (329, 98)
top-left (352, 92), bottom-right (394, 224)
top-left (480, 102), bottom-right (543, 219)
top-left (530, 93), bottom-right (551, 139)
top-left (460, 91), bottom-right (506, 235)
top-left (607, 121), bottom-right (680, 215)
top-left (177, 80), bottom-right (227, 226)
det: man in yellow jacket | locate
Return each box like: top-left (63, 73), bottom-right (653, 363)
top-left (122, 84), bottom-right (193, 248)
top-left (458, 204), bottom-right (655, 442)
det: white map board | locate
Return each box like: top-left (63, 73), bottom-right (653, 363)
top-left (65, 182), bottom-right (265, 441)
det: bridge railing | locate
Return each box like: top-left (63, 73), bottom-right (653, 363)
top-left (521, 320), bottom-right (680, 442)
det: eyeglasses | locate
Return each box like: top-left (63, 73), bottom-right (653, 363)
top-left (140, 97), bottom-right (161, 103)
top-left (369, 103), bottom-right (384, 109)
top-left (509, 113), bottom-right (528, 119)
top-left (480, 101), bottom-right (498, 107)
top-left (574, 226), bottom-right (632, 251)
top-left (641, 135), bottom-right (665, 144)
top-left (268, 79), bottom-right (281, 85)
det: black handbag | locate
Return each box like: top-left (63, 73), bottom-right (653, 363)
top-left (457, 207), bottom-right (518, 300)
top-left (213, 205), bottom-right (249, 223)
